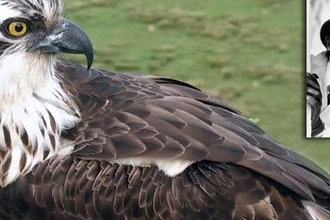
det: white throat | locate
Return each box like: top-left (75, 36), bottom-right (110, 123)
top-left (0, 52), bottom-right (80, 186)
top-left (0, 53), bottom-right (54, 105)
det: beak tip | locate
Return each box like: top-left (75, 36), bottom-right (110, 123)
top-left (35, 18), bottom-right (94, 70)
top-left (86, 52), bottom-right (94, 70)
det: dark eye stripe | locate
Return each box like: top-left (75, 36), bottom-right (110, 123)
top-left (0, 42), bottom-right (12, 56)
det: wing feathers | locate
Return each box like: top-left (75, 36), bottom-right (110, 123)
top-left (54, 63), bottom-right (330, 215)
top-left (0, 156), bottom-right (322, 219)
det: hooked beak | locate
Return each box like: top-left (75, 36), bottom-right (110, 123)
top-left (33, 18), bottom-right (94, 69)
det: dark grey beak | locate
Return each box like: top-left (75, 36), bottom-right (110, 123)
top-left (33, 18), bottom-right (94, 69)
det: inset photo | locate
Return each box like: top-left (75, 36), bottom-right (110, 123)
top-left (307, 0), bottom-right (330, 137)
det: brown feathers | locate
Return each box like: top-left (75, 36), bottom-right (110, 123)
top-left (0, 156), bottom-right (313, 220)
top-left (0, 62), bottom-right (329, 219)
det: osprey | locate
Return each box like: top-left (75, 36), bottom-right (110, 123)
top-left (0, 0), bottom-right (329, 219)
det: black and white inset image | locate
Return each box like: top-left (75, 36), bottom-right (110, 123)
top-left (307, 0), bottom-right (330, 137)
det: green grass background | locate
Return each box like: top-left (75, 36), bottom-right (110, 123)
top-left (64, 0), bottom-right (330, 171)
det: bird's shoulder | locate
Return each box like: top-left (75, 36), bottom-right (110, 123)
top-left (58, 61), bottom-right (239, 113)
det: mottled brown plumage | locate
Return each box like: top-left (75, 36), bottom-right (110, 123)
top-left (0, 157), bottom-right (314, 220)
top-left (1, 62), bottom-right (329, 219)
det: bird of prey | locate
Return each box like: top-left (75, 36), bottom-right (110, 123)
top-left (0, 0), bottom-right (329, 219)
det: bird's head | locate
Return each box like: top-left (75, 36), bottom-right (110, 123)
top-left (0, 0), bottom-right (93, 102)
top-left (0, 0), bottom-right (93, 67)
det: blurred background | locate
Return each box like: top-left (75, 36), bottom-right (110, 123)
top-left (64, 0), bottom-right (330, 171)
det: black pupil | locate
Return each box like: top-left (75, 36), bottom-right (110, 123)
top-left (15, 23), bottom-right (24, 32)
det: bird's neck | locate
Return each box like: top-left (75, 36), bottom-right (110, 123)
top-left (0, 53), bottom-right (80, 186)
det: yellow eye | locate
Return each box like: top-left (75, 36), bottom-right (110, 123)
top-left (7, 21), bottom-right (28, 37)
